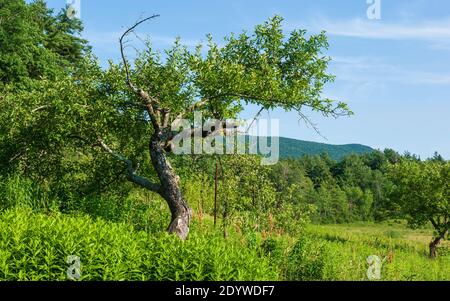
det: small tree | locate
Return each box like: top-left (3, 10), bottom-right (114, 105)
top-left (106, 15), bottom-right (351, 239)
top-left (389, 160), bottom-right (449, 258)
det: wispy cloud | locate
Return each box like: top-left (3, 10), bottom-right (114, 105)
top-left (285, 17), bottom-right (450, 86)
top-left (307, 17), bottom-right (450, 41)
top-left (330, 55), bottom-right (450, 85)
top-left (287, 17), bottom-right (450, 53)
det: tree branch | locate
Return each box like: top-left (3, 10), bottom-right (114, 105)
top-left (162, 108), bottom-right (171, 128)
top-left (297, 111), bottom-right (327, 140)
top-left (430, 218), bottom-right (439, 231)
top-left (164, 119), bottom-right (240, 153)
top-left (119, 15), bottom-right (159, 93)
top-left (172, 99), bottom-right (209, 127)
top-left (245, 107), bottom-right (265, 133)
top-left (97, 139), bottom-right (160, 193)
top-left (119, 15), bottom-right (161, 130)
top-left (205, 92), bottom-right (350, 117)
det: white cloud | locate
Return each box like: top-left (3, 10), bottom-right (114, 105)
top-left (307, 17), bottom-right (450, 41)
top-left (330, 55), bottom-right (450, 85)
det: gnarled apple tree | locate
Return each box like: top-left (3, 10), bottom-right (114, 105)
top-left (85, 15), bottom-right (351, 239)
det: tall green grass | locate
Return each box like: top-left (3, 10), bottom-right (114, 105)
top-left (300, 225), bottom-right (450, 280)
top-left (0, 174), bottom-right (171, 233)
top-left (0, 174), bottom-right (58, 211)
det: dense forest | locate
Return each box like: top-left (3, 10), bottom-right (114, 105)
top-left (258, 136), bottom-right (374, 161)
top-left (0, 1), bottom-right (448, 281)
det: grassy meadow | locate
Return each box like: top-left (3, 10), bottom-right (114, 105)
top-left (0, 193), bottom-right (448, 281)
top-left (305, 223), bottom-right (450, 280)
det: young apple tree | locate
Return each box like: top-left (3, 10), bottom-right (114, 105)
top-left (389, 160), bottom-right (449, 258)
top-left (86, 15), bottom-right (351, 239)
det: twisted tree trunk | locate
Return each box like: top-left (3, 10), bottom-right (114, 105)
top-left (428, 218), bottom-right (448, 259)
top-left (429, 237), bottom-right (441, 259)
top-left (429, 232), bottom-right (446, 259)
top-left (149, 135), bottom-right (191, 240)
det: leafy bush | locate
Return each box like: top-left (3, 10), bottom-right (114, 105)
top-left (261, 237), bottom-right (280, 256)
top-left (0, 207), bottom-right (278, 280)
top-left (385, 230), bottom-right (403, 239)
top-left (285, 235), bottom-right (331, 280)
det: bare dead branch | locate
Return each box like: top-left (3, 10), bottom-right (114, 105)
top-left (297, 111), bottom-right (328, 140)
top-left (162, 109), bottom-right (171, 128)
top-left (119, 15), bottom-right (159, 92)
top-left (172, 99), bottom-right (209, 127)
top-left (130, 30), bottom-right (149, 48)
top-left (119, 15), bottom-right (161, 130)
top-left (166, 119), bottom-right (239, 150)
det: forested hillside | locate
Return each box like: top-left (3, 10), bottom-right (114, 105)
top-left (252, 136), bottom-right (374, 160)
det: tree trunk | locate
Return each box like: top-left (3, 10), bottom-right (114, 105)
top-left (149, 135), bottom-right (191, 240)
top-left (429, 236), bottom-right (442, 259)
top-left (214, 161), bottom-right (218, 228)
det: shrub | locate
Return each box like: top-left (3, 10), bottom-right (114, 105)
top-left (285, 235), bottom-right (330, 280)
top-left (0, 173), bottom-right (171, 233)
top-left (261, 237), bottom-right (280, 256)
top-left (385, 230), bottom-right (403, 239)
top-left (437, 246), bottom-right (450, 258)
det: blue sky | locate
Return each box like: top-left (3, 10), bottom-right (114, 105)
top-left (44, 0), bottom-right (450, 159)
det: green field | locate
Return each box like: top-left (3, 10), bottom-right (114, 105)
top-left (305, 223), bottom-right (450, 280)
top-left (1, 206), bottom-right (448, 281)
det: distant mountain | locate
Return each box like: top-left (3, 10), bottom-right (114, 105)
top-left (248, 136), bottom-right (374, 161)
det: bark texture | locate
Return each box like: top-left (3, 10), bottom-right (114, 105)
top-left (429, 232), bottom-right (446, 259)
top-left (149, 135), bottom-right (191, 240)
top-left (429, 237), bottom-right (441, 259)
